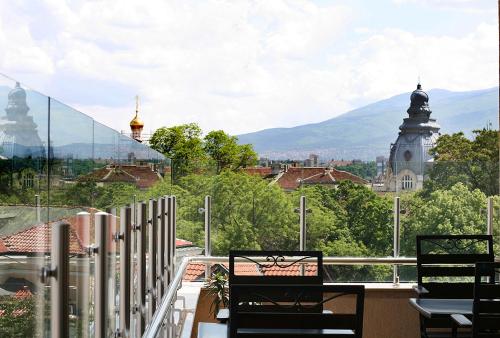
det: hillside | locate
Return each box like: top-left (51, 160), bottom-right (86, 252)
top-left (237, 87), bottom-right (499, 160)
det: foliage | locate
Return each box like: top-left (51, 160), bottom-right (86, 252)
top-left (205, 272), bottom-right (229, 318)
top-left (400, 183), bottom-right (487, 256)
top-left (0, 294), bottom-right (36, 337)
top-left (149, 123), bottom-right (206, 181)
top-left (335, 162), bottom-right (377, 179)
top-left (424, 129), bottom-right (499, 196)
top-left (150, 124), bottom-right (257, 180)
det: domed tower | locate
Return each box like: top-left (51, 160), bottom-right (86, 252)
top-left (387, 83), bottom-right (440, 191)
top-left (0, 82), bottom-right (44, 158)
top-left (130, 95), bottom-right (144, 142)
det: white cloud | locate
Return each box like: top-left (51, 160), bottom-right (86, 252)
top-left (392, 0), bottom-right (495, 13)
top-left (0, 0), bottom-right (497, 137)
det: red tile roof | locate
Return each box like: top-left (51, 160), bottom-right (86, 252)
top-left (183, 263), bottom-right (206, 281)
top-left (262, 264), bottom-right (318, 276)
top-left (241, 167), bottom-right (273, 178)
top-left (0, 214), bottom-right (193, 255)
top-left (276, 167), bottom-right (367, 190)
top-left (183, 263), bottom-right (260, 281)
top-left (81, 165), bottom-right (161, 189)
top-left (13, 288), bottom-right (32, 299)
top-left (176, 238), bottom-right (193, 248)
top-left (0, 222), bottom-right (86, 255)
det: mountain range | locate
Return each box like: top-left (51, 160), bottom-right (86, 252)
top-left (237, 87), bottom-right (499, 161)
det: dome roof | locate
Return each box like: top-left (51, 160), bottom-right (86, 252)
top-left (8, 82), bottom-right (26, 101)
top-left (130, 112), bottom-right (144, 128)
top-left (410, 83), bottom-right (428, 107)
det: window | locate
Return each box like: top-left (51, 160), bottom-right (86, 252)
top-left (23, 172), bottom-right (34, 189)
top-left (401, 174), bottom-right (413, 190)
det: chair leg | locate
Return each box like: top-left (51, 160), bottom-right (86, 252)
top-left (420, 315), bottom-right (429, 338)
top-left (451, 325), bottom-right (457, 338)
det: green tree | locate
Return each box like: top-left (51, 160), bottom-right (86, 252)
top-left (204, 130), bottom-right (239, 173)
top-left (425, 129), bottom-right (499, 196)
top-left (149, 123), bottom-right (206, 181)
top-left (335, 162), bottom-right (377, 180)
top-left (234, 143), bottom-right (258, 170)
top-left (401, 183), bottom-right (487, 256)
top-left (203, 130), bottom-right (258, 173)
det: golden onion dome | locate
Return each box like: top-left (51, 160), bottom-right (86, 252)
top-left (130, 95), bottom-right (144, 129)
top-left (130, 112), bottom-right (144, 129)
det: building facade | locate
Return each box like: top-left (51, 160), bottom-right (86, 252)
top-left (385, 84), bottom-right (440, 191)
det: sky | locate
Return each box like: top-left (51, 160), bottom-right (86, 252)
top-left (0, 0), bottom-right (497, 136)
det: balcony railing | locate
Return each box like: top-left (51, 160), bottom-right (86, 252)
top-left (29, 193), bottom-right (496, 338)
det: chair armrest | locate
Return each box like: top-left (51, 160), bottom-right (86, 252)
top-left (451, 314), bottom-right (472, 327)
top-left (216, 309), bottom-right (229, 323)
top-left (413, 285), bottom-right (429, 295)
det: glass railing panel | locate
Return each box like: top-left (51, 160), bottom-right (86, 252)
top-left (48, 98), bottom-right (94, 208)
top-left (492, 196), bottom-right (500, 256)
top-left (49, 98), bottom-right (95, 337)
top-left (288, 165), bottom-right (393, 259)
top-left (395, 160), bottom-right (492, 257)
top-left (0, 75), bottom-right (50, 336)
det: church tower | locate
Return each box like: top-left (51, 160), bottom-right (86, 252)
top-left (0, 82), bottom-right (44, 158)
top-left (386, 83), bottom-right (440, 191)
top-left (130, 95), bottom-right (144, 142)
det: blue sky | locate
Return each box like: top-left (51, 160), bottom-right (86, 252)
top-left (0, 0), bottom-right (497, 135)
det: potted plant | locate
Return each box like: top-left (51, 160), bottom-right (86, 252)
top-left (204, 272), bottom-right (229, 320)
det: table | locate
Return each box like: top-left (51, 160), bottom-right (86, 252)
top-left (409, 298), bottom-right (473, 318)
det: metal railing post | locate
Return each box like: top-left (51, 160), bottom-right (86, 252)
top-left (158, 197), bottom-right (167, 300)
top-left (487, 196), bottom-right (494, 236)
top-left (137, 202), bottom-right (147, 335)
top-left (76, 212), bottom-right (91, 338)
top-left (393, 197), bottom-right (401, 285)
top-left (119, 207), bottom-right (132, 338)
top-left (95, 212), bottom-right (109, 338)
top-left (166, 196), bottom-right (173, 287)
top-left (172, 195), bottom-right (177, 276)
top-left (41, 222), bottom-right (70, 338)
top-left (170, 196), bottom-right (177, 338)
top-left (204, 195), bottom-right (212, 280)
top-left (204, 195), bottom-right (212, 257)
top-left (35, 194), bottom-right (41, 222)
top-left (148, 199), bottom-right (158, 321)
top-left (299, 196), bottom-right (307, 251)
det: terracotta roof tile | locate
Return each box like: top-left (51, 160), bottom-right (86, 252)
top-left (262, 263), bottom-right (318, 276)
top-left (183, 263), bottom-right (206, 281)
top-left (242, 167), bottom-right (273, 178)
top-left (80, 165), bottom-right (161, 189)
top-left (182, 262), bottom-right (261, 281)
top-left (0, 211), bottom-right (192, 256)
top-left (0, 221), bottom-right (86, 255)
top-left (175, 238), bottom-right (193, 248)
top-left (276, 167), bottom-right (367, 190)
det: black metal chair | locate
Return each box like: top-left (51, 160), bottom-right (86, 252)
top-left (451, 261), bottom-right (500, 338)
top-left (229, 250), bottom-right (323, 284)
top-left (415, 235), bottom-right (494, 338)
top-left (215, 250), bottom-right (324, 322)
top-left (229, 284), bottom-right (365, 338)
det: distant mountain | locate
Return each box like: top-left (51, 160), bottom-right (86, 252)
top-left (237, 87), bottom-right (499, 161)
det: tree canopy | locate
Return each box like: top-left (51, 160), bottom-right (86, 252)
top-left (150, 124), bottom-right (257, 179)
top-left (425, 129), bottom-right (499, 196)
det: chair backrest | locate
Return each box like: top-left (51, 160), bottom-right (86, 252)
top-left (229, 250), bottom-right (323, 285)
top-left (472, 262), bottom-right (500, 338)
top-left (229, 284), bottom-right (365, 338)
top-left (416, 235), bottom-right (494, 299)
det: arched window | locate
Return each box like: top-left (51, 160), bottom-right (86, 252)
top-left (401, 174), bottom-right (413, 190)
top-left (23, 173), bottom-right (34, 189)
